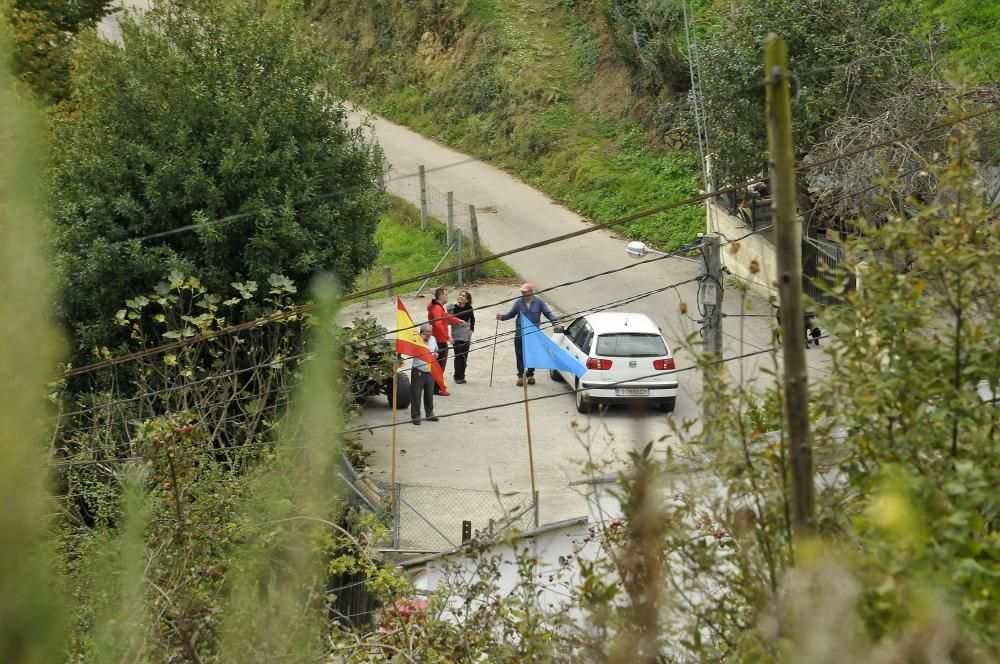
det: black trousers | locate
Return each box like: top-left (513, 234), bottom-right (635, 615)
top-left (453, 340), bottom-right (470, 380)
top-left (410, 368), bottom-right (434, 420)
top-left (514, 334), bottom-right (534, 378)
top-left (434, 344), bottom-right (449, 392)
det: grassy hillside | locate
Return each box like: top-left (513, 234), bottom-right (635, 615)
top-left (316, 0), bottom-right (995, 253)
top-left (317, 0), bottom-right (705, 252)
top-left (916, 0), bottom-right (1000, 78)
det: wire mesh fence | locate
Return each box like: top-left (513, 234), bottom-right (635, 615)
top-left (380, 482), bottom-right (538, 552)
top-left (382, 165), bottom-right (479, 258)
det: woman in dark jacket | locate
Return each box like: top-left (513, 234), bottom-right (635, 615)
top-left (448, 290), bottom-right (476, 384)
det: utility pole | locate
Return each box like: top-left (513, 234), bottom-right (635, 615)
top-left (764, 34), bottom-right (815, 535)
top-left (699, 232), bottom-right (723, 443)
top-left (700, 233), bottom-right (723, 357)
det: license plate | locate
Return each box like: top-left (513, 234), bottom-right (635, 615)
top-left (615, 387), bottom-right (649, 397)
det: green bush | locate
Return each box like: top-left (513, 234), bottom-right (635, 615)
top-left (50, 1), bottom-right (385, 358)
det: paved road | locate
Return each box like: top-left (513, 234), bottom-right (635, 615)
top-left (349, 107), bottom-right (830, 416)
top-left (348, 108), bottom-right (832, 527)
top-left (85, 2), bottom-right (826, 525)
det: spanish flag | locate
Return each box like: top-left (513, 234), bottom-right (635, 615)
top-left (395, 297), bottom-right (446, 391)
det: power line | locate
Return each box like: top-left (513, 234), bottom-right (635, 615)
top-left (340, 341), bottom-right (805, 436)
top-left (55, 105), bottom-right (997, 381)
top-left (57, 352), bottom-right (310, 420)
top-left (113, 156), bottom-right (497, 246)
top-left (56, 242), bottom-right (703, 380)
top-left (49, 339), bottom-right (803, 471)
top-left (53, 274), bottom-right (701, 427)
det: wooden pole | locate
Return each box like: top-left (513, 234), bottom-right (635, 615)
top-left (489, 318), bottom-right (500, 387)
top-left (521, 370), bottom-right (538, 527)
top-left (391, 360), bottom-right (399, 514)
top-left (446, 191), bottom-right (455, 247)
top-left (456, 229), bottom-right (464, 287)
top-left (764, 33), bottom-right (814, 535)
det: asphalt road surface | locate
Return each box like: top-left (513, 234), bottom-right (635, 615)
top-left (347, 107), bottom-right (832, 526)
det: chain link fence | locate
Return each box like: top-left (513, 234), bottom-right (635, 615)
top-left (377, 482), bottom-right (538, 552)
top-left (380, 164), bottom-right (484, 292)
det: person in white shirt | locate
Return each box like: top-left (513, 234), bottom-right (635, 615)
top-left (410, 323), bottom-right (440, 425)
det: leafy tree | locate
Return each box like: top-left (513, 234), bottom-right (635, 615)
top-left (814, 117), bottom-right (1000, 650)
top-left (50, 0), bottom-right (385, 356)
top-left (698, 0), bottom-right (927, 185)
top-left (6, 0), bottom-right (114, 102)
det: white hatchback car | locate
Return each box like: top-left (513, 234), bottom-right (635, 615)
top-left (550, 312), bottom-right (678, 413)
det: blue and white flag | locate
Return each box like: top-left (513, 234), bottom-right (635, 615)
top-left (519, 314), bottom-right (588, 378)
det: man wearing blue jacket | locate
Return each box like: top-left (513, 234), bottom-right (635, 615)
top-left (496, 283), bottom-right (559, 386)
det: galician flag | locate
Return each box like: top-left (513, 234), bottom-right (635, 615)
top-left (396, 297), bottom-right (446, 391)
top-left (519, 314), bottom-right (587, 378)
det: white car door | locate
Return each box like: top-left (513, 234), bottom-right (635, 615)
top-left (558, 317), bottom-right (592, 384)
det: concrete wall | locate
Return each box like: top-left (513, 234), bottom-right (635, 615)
top-left (706, 201), bottom-right (782, 300)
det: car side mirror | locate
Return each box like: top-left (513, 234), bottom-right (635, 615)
top-left (553, 325), bottom-right (565, 334)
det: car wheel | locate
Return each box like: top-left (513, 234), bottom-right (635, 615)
top-left (575, 378), bottom-right (591, 414)
top-left (386, 372), bottom-right (411, 410)
top-left (657, 398), bottom-right (676, 413)
top-left (549, 369), bottom-right (564, 383)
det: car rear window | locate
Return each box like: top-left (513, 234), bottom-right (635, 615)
top-left (596, 333), bottom-right (667, 357)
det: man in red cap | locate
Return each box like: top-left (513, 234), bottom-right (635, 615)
top-left (496, 283), bottom-right (558, 386)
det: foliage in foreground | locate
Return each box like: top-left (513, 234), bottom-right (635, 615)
top-left (0, 23), bottom-right (66, 662)
top-left (49, 0), bottom-right (386, 357)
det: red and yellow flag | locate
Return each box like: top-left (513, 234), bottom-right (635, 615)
top-left (395, 297), bottom-right (446, 391)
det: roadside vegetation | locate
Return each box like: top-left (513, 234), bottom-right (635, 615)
top-left (374, 196), bottom-right (518, 294)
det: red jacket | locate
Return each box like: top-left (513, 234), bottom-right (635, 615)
top-left (427, 299), bottom-right (463, 344)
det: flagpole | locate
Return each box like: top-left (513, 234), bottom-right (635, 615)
top-left (521, 369), bottom-right (538, 527)
top-left (391, 359), bottom-right (399, 514)
top-left (489, 318), bottom-right (500, 388)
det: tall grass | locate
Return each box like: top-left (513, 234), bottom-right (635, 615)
top-left (0, 32), bottom-right (67, 663)
top-left (219, 276), bottom-right (347, 659)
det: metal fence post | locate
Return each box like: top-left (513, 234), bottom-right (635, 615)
top-left (446, 191), bottom-right (454, 246)
top-left (383, 267), bottom-right (393, 299)
top-left (418, 165), bottom-right (428, 230)
top-left (393, 482), bottom-right (401, 549)
top-left (364, 270), bottom-right (370, 307)
top-left (456, 229), bottom-right (464, 286)
top-left (468, 205), bottom-right (483, 279)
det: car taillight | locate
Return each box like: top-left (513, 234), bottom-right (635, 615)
top-left (653, 358), bottom-right (675, 370)
top-left (586, 358), bottom-right (613, 370)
